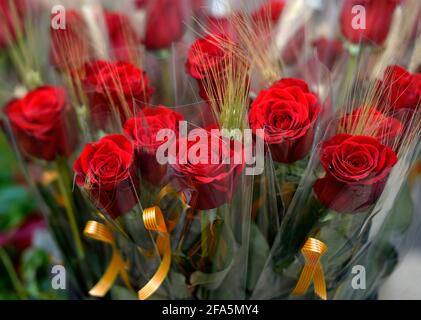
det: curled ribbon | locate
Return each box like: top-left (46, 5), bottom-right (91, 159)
top-left (84, 185), bottom-right (187, 300)
top-left (138, 185), bottom-right (189, 299)
top-left (138, 206), bottom-right (171, 300)
top-left (292, 237), bottom-right (328, 300)
top-left (83, 221), bottom-right (133, 297)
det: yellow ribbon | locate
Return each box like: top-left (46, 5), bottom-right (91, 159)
top-left (292, 238), bottom-right (328, 300)
top-left (41, 170), bottom-right (59, 186)
top-left (138, 206), bottom-right (171, 300)
top-left (84, 185), bottom-right (188, 300)
top-left (83, 221), bottom-right (133, 297)
top-left (138, 185), bottom-right (189, 299)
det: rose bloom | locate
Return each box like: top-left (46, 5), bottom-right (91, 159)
top-left (251, 0), bottom-right (303, 65)
top-left (137, 0), bottom-right (185, 50)
top-left (124, 106), bottom-right (184, 186)
top-left (249, 78), bottom-right (321, 163)
top-left (186, 34), bottom-right (231, 81)
top-left (82, 60), bottom-right (154, 127)
top-left (104, 11), bottom-right (139, 62)
top-left (73, 134), bottom-right (139, 219)
top-left (340, 0), bottom-right (401, 45)
top-left (252, 0), bottom-right (285, 26)
top-left (311, 37), bottom-right (344, 71)
top-left (50, 10), bottom-right (90, 71)
top-left (4, 86), bottom-right (76, 161)
top-left (377, 65), bottom-right (421, 112)
top-left (0, 214), bottom-right (46, 252)
top-left (0, 0), bottom-right (26, 49)
top-left (314, 134), bottom-right (398, 213)
top-left (185, 34), bottom-right (232, 101)
top-left (169, 127), bottom-right (245, 210)
top-left (339, 107), bottom-right (403, 145)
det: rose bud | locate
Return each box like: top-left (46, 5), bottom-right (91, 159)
top-left (339, 107), bottom-right (404, 145)
top-left (137, 0), bottom-right (186, 50)
top-left (339, 107), bottom-right (403, 146)
top-left (314, 134), bottom-right (398, 213)
top-left (251, 0), bottom-right (303, 66)
top-left (73, 134), bottom-right (139, 219)
top-left (0, 0), bottom-right (26, 49)
top-left (185, 34), bottom-right (233, 101)
top-left (252, 0), bottom-right (285, 28)
top-left (10, 215), bottom-right (46, 252)
top-left (124, 106), bottom-right (184, 186)
top-left (104, 11), bottom-right (139, 62)
top-left (169, 126), bottom-right (245, 210)
top-left (4, 86), bottom-right (77, 161)
top-left (281, 27), bottom-right (305, 66)
top-left (249, 78), bottom-right (321, 163)
top-left (311, 37), bottom-right (345, 71)
top-left (340, 0), bottom-right (401, 46)
top-left (376, 65), bottom-right (421, 112)
top-left (50, 10), bottom-right (90, 72)
top-left (82, 60), bottom-right (154, 128)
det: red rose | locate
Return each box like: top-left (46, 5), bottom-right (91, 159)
top-left (124, 106), bottom-right (184, 185)
top-left (138, 0), bottom-right (186, 50)
top-left (169, 127), bottom-right (245, 210)
top-left (4, 86), bottom-right (76, 161)
top-left (10, 215), bottom-right (46, 251)
top-left (104, 11), bottom-right (139, 62)
top-left (340, 0), bottom-right (401, 45)
top-left (73, 134), bottom-right (139, 219)
top-left (281, 27), bottom-right (305, 66)
top-left (0, 0), bottom-right (26, 49)
top-left (339, 107), bottom-right (403, 145)
top-left (377, 65), bottom-right (421, 112)
top-left (252, 0), bottom-right (285, 26)
top-left (82, 60), bottom-right (154, 127)
top-left (207, 15), bottom-right (235, 36)
top-left (185, 34), bottom-right (233, 101)
top-left (0, 214), bottom-right (45, 251)
top-left (186, 34), bottom-right (231, 81)
top-left (249, 78), bottom-right (321, 163)
top-left (314, 134), bottom-right (398, 213)
top-left (50, 10), bottom-right (90, 71)
top-left (311, 37), bottom-right (344, 71)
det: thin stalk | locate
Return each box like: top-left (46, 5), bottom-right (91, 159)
top-left (338, 46), bottom-right (360, 108)
top-left (159, 50), bottom-right (174, 106)
top-left (0, 247), bottom-right (28, 299)
top-left (55, 157), bottom-right (85, 259)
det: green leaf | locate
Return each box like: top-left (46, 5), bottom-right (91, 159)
top-left (0, 186), bottom-right (35, 230)
top-left (190, 258), bottom-right (234, 291)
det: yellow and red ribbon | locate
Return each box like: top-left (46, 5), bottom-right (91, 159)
top-left (292, 237), bottom-right (328, 300)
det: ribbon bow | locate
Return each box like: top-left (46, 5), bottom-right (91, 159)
top-left (84, 185), bottom-right (188, 300)
top-left (292, 237), bottom-right (328, 300)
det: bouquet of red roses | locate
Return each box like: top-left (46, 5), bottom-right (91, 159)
top-left (1, 0), bottom-right (420, 301)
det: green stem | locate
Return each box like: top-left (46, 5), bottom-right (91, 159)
top-left (200, 211), bottom-right (209, 259)
top-left (338, 45), bottom-right (360, 107)
top-left (159, 50), bottom-right (174, 106)
top-left (55, 157), bottom-right (85, 259)
top-left (0, 248), bottom-right (28, 299)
